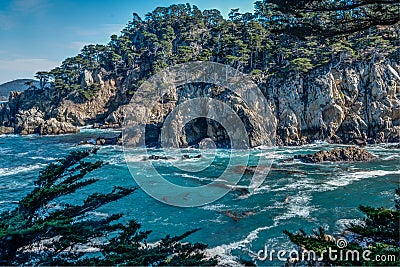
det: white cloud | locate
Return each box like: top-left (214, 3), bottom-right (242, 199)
top-left (0, 58), bottom-right (60, 83)
top-left (103, 23), bottom-right (126, 35)
top-left (0, 0), bottom-right (51, 31)
top-left (11, 0), bottom-right (51, 13)
top-left (63, 24), bottom-right (126, 52)
top-left (67, 41), bottom-right (91, 50)
top-left (67, 24), bottom-right (125, 38)
top-left (0, 58), bottom-right (59, 71)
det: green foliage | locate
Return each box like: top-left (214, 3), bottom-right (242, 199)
top-left (78, 83), bottom-right (101, 101)
top-left (258, 0), bottom-right (400, 37)
top-left (0, 149), bottom-right (217, 266)
top-left (291, 58), bottom-right (314, 72)
top-left (284, 188), bottom-right (400, 266)
top-left (36, 2), bottom-right (399, 95)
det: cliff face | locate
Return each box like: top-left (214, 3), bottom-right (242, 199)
top-left (0, 55), bottom-right (399, 145)
top-left (267, 56), bottom-right (400, 145)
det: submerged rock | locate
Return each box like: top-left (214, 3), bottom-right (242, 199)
top-left (148, 155), bottom-right (169, 160)
top-left (294, 146), bottom-right (375, 163)
top-left (181, 154), bottom-right (202, 160)
top-left (386, 143), bottom-right (400, 149)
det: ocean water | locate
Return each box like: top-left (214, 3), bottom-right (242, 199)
top-left (0, 129), bottom-right (399, 265)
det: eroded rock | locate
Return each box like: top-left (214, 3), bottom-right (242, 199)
top-left (38, 118), bottom-right (79, 135)
top-left (0, 126), bottom-right (13, 135)
top-left (294, 146), bottom-right (375, 163)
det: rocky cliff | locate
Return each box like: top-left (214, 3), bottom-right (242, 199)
top-left (0, 52), bottom-right (399, 146)
top-left (267, 54), bottom-right (400, 145)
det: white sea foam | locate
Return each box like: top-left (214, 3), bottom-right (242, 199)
top-left (29, 156), bottom-right (58, 161)
top-left (125, 155), bottom-right (147, 162)
top-left (206, 225), bottom-right (275, 266)
top-left (0, 181), bottom-right (30, 190)
top-left (273, 194), bottom-right (315, 222)
top-left (0, 134), bottom-right (19, 138)
top-left (0, 200), bottom-right (19, 204)
top-left (200, 203), bottom-right (229, 211)
top-left (325, 170), bottom-right (400, 187)
top-left (0, 164), bottom-right (45, 177)
top-left (381, 154), bottom-right (400, 161)
top-left (177, 172), bottom-right (211, 181)
top-left (335, 218), bottom-right (364, 233)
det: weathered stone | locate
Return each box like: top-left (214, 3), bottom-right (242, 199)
top-left (182, 154), bottom-right (202, 160)
top-left (0, 55), bottom-right (399, 146)
top-left (38, 118), bottom-right (79, 135)
top-left (294, 146), bottom-right (375, 163)
top-left (0, 126), bottom-right (13, 135)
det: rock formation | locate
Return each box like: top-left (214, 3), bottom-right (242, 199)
top-left (294, 146), bottom-right (375, 163)
top-left (0, 55), bottom-right (399, 144)
top-left (269, 57), bottom-right (400, 145)
top-left (0, 126), bottom-right (13, 135)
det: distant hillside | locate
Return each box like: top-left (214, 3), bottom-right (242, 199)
top-left (0, 79), bottom-right (38, 101)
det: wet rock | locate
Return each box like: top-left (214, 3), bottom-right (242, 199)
top-left (80, 133), bottom-right (122, 146)
top-left (181, 154), bottom-right (202, 160)
top-left (349, 138), bottom-right (367, 146)
top-left (15, 108), bottom-right (45, 135)
top-left (294, 146), bottom-right (375, 163)
top-left (0, 126), bottom-right (13, 135)
top-left (1, 56), bottom-right (399, 146)
top-left (99, 123), bottom-right (120, 129)
top-left (148, 155), bottom-right (169, 160)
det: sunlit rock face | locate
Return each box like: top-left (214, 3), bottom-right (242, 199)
top-left (0, 57), bottom-right (399, 144)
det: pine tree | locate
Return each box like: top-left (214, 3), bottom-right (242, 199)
top-left (0, 149), bottom-right (217, 265)
top-left (257, 0), bottom-right (400, 37)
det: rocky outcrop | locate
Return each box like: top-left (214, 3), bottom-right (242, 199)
top-left (11, 106), bottom-right (79, 135)
top-left (267, 56), bottom-right (400, 145)
top-left (294, 146), bottom-right (375, 163)
top-left (38, 118), bottom-right (79, 135)
top-left (0, 126), bottom-right (13, 135)
top-left (0, 53), bottom-right (399, 145)
top-left (128, 83), bottom-right (274, 148)
top-left (0, 69), bottom-right (125, 135)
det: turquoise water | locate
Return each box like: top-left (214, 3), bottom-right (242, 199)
top-left (0, 129), bottom-right (399, 265)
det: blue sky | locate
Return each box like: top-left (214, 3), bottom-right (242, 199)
top-left (0, 0), bottom-right (255, 84)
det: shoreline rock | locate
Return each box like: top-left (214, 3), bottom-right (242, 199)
top-left (0, 126), bottom-right (13, 135)
top-left (294, 146), bottom-right (375, 163)
top-left (38, 118), bottom-right (80, 135)
top-left (1, 56), bottom-right (399, 147)
top-left (79, 133), bottom-right (122, 146)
